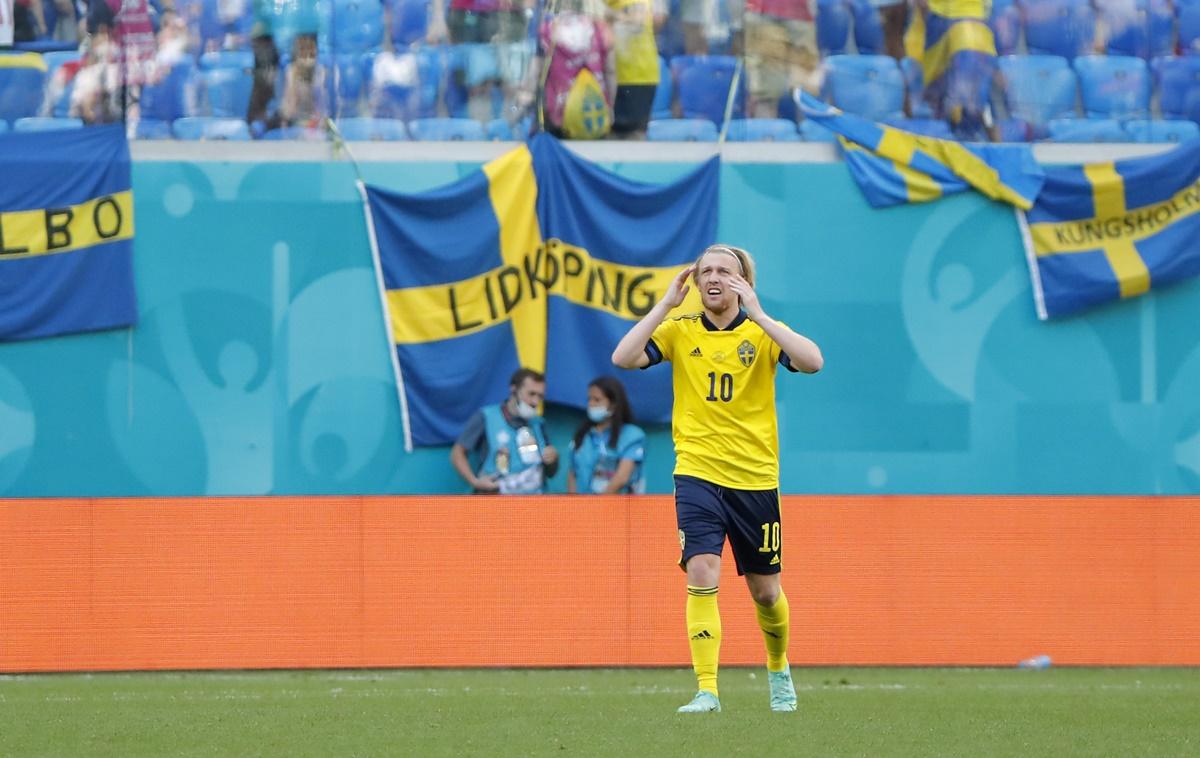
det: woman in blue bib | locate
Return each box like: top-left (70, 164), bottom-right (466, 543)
top-left (567, 376), bottom-right (646, 494)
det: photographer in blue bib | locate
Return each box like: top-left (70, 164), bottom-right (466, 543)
top-left (451, 368), bottom-right (560, 494)
top-left (567, 376), bottom-right (646, 494)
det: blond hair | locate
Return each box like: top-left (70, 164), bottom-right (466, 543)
top-left (693, 244), bottom-right (756, 288)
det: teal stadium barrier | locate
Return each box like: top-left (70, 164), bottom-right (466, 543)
top-left (2, 152), bottom-right (1199, 496)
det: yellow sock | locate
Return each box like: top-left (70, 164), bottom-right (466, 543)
top-left (755, 589), bottom-right (790, 673)
top-left (686, 585), bottom-right (721, 696)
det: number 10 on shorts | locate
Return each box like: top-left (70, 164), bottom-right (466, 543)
top-left (759, 521), bottom-right (780, 552)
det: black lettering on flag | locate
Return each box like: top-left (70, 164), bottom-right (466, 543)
top-left (0, 217), bottom-right (29, 256)
top-left (498, 265), bottom-right (523, 314)
top-left (626, 273), bottom-right (655, 317)
top-left (449, 285), bottom-right (482, 332)
top-left (45, 208), bottom-right (74, 250)
top-left (93, 196), bottom-right (122, 239)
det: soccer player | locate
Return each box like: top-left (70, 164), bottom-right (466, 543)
top-left (611, 244), bottom-right (823, 713)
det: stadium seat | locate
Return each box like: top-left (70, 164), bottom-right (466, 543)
top-left (850, 0), bottom-right (885, 55)
top-left (198, 67), bottom-right (254, 119)
top-left (651, 56), bottom-right (673, 120)
top-left (332, 0), bottom-right (385, 53)
top-left (1097, 0), bottom-right (1173, 59)
top-left (817, 0), bottom-right (852, 55)
top-left (371, 47), bottom-right (445, 120)
top-left (39, 50), bottom-right (79, 79)
top-left (883, 117), bottom-right (954, 139)
top-left (1154, 56), bottom-right (1200, 123)
top-left (646, 118), bottom-right (720, 141)
top-left (1124, 118), bottom-right (1200, 142)
top-left (336, 117), bottom-right (409, 140)
top-left (0, 120), bottom-right (7, 133)
top-left (1047, 117), bottom-right (1130, 142)
top-left (990, 0), bottom-right (1021, 55)
top-left (798, 119), bottom-right (838, 142)
top-left (13, 117), bottom-right (83, 132)
top-left (724, 118), bottom-right (801, 141)
top-left (1180, 0), bottom-right (1200, 55)
top-left (1074, 55), bottom-right (1151, 118)
top-left (390, 0), bottom-right (431, 47)
top-left (995, 116), bottom-right (1034, 142)
top-left (1024, 0), bottom-right (1097, 59)
top-left (263, 127), bottom-right (327, 140)
top-left (997, 55), bottom-right (1079, 136)
top-left (199, 50), bottom-right (254, 72)
top-left (408, 117), bottom-right (486, 140)
top-left (823, 54), bottom-right (905, 121)
top-left (900, 57), bottom-right (933, 118)
top-left (485, 118), bottom-right (514, 140)
top-left (0, 64), bottom-right (47, 123)
top-left (132, 118), bottom-right (173, 140)
top-left (670, 55), bottom-right (745, 125)
top-left (140, 60), bottom-right (195, 123)
top-left (172, 116), bottom-right (253, 141)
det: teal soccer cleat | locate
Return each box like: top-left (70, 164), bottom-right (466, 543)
top-left (676, 690), bottom-right (721, 713)
top-left (768, 669), bottom-right (797, 712)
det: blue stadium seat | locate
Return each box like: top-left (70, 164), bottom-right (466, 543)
top-left (1047, 117), bottom-right (1130, 142)
top-left (798, 119), bottom-right (838, 142)
top-left (900, 57), bottom-right (933, 118)
top-left (651, 56), bottom-right (673, 120)
top-left (725, 118), bottom-right (801, 141)
top-left (646, 118), bottom-right (720, 141)
top-left (39, 50), bottom-right (79, 79)
top-left (1098, 0), bottom-right (1173, 59)
top-left (1180, 0), bottom-right (1200, 56)
top-left (335, 53), bottom-right (367, 111)
top-left (485, 118), bottom-right (513, 140)
top-left (997, 55), bottom-right (1079, 136)
top-left (1124, 118), bottom-right (1200, 142)
top-left (990, 0), bottom-right (1021, 55)
top-left (1024, 0), bottom-right (1097, 59)
top-left (817, 0), bottom-right (852, 55)
top-left (995, 117), bottom-right (1034, 142)
top-left (1074, 55), bottom-right (1151, 118)
top-left (133, 118), bottom-right (173, 140)
top-left (263, 127), bottom-right (327, 140)
top-left (0, 65), bottom-right (47, 123)
top-left (336, 117), bottom-right (409, 140)
top-left (390, 0), bottom-right (431, 47)
top-left (172, 117), bottom-right (253, 141)
top-left (0, 120), bottom-right (7, 133)
top-left (141, 60), bottom-right (196, 122)
top-left (883, 117), bottom-right (955, 139)
top-left (199, 67), bottom-right (254, 118)
top-left (850, 0), bottom-right (885, 55)
top-left (199, 50), bottom-right (255, 72)
top-left (824, 54), bottom-right (904, 121)
top-left (670, 55), bottom-right (745, 125)
top-left (1154, 56), bottom-right (1200, 123)
top-left (13, 117), bottom-right (83, 132)
top-left (333, 0), bottom-right (385, 53)
top-left (370, 47), bottom-right (444, 120)
top-left (408, 117), bottom-right (486, 140)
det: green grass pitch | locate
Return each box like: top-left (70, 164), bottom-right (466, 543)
top-left (2, 668), bottom-right (1196, 757)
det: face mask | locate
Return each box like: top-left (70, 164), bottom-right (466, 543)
top-left (514, 399), bottom-right (538, 419)
top-left (587, 405), bottom-right (611, 423)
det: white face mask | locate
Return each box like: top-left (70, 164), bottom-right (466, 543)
top-left (587, 405), bottom-right (611, 423)
top-left (514, 399), bottom-right (538, 419)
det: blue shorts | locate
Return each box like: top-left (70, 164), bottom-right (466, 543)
top-left (674, 474), bottom-right (783, 576)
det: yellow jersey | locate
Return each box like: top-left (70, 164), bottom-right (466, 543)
top-left (646, 310), bottom-right (797, 490)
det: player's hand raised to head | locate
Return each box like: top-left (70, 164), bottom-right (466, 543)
top-left (663, 265), bottom-right (694, 309)
top-left (728, 274), bottom-right (765, 321)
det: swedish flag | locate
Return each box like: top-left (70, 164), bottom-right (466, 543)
top-left (797, 92), bottom-right (1043, 209)
top-left (0, 124), bottom-right (138, 341)
top-left (1020, 140), bottom-right (1200, 320)
top-left (363, 134), bottom-right (716, 447)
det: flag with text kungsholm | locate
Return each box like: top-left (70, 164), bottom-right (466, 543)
top-left (0, 124), bottom-right (138, 340)
top-left (1019, 140), bottom-right (1200, 319)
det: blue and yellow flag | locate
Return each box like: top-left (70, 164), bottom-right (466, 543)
top-left (797, 92), bottom-right (1044, 209)
top-left (0, 124), bottom-right (138, 341)
top-left (1020, 140), bottom-right (1200, 320)
top-left (363, 134), bottom-right (716, 447)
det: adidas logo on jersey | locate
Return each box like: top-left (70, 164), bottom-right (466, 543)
top-left (689, 347), bottom-right (702, 357)
top-left (690, 629), bottom-right (714, 640)
top-left (769, 554), bottom-right (781, 565)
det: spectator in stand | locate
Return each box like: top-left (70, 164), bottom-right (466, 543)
top-left (872, 0), bottom-right (907, 61)
top-left (527, 0), bottom-right (615, 139)
top-left (70, 28), bottom-right (121, 123)
top-left (273, 32), bottom-right (328, 129)
top-left (247, 0), bottom-right (280, 128)
top-left (910, 0), bottom-right (996, 140)
top-left (606, 0), bottom-right (659, 139)
top-left (11, 0), bottom-right (47, 42)
top-left (744, 0), bottom-right (821, 119)
top-left (430, 0), bottom-right (533, 122)
top-left (51, 0), bottom-right (82, 43)
top-left (86, 0), bottom-right (156, 126)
